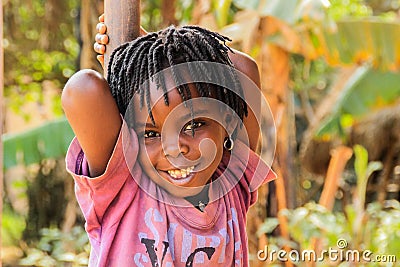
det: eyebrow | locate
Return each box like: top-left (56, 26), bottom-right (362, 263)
top-left (135, 122), bottom-right (157, 129)
top-left (134, 109), bottom-right (210, 129)
top-left (180, 109), bottom-right (209, 121)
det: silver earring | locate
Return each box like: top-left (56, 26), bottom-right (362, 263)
top-left (224, 136), bottom-right (234, 151)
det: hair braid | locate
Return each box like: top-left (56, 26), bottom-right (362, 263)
top-left (107, 24), bottom-right (248, 128)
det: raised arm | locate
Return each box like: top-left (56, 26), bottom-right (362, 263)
top-left (94, 16), bottom-right (262, 151)
top-left (61, 69), bottom-right (122, 177)
top-left (228, 49), bottom-right (262, 151)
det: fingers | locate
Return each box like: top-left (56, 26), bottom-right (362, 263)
top-left (96, 22), bottom-right (107, 34)
top-left (97, 55), bottom-right (105, 69)
top-left (94, 42), bottom-right (106, 55)
top-left (97, 14), bottom-right (106, 70)
top-left (99, 14), bottom-right (104, 23)
top-left (95, 33), bottom-right (109, 45)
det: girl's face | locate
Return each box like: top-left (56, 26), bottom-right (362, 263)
top-left (132, 83), bottom-right (232, 197)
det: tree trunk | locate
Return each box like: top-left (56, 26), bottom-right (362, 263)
top-left (161, 0), bottom-right (178, 27)
top-left (80, 0), bottom-right (104, 71)
top-left (40, 0), bottom-right (68, 51)
top-left (247, 16), bottom-right (294, 266)
top-left (319, 146), bottom-right (353, 210)
top-left (104, 0), bottom-right (141, 75)
top-left (259, 17), bottom-right (295, 267)
top-left (259, 17), bottom-right (295, 210)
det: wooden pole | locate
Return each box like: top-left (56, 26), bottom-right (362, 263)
top-left (0, 0), bottom-right (4, 265)
top-left (104, 0), bottom-right (141, 76)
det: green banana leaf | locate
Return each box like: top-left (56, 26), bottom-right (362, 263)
top-left (316, 66), bottom-right (400, 138)
top-left (213, 0), bottom-right (233, 28)
top-left (2, 117), bottom-right (74, 170)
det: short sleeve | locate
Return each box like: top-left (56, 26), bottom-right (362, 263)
top-left (65, 119), bottom-right (141, 240)
top-left (244, 148), bottom-right (276, 207)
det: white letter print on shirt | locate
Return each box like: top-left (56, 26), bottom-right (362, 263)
top-left (134, 207), bottom-right (243, 266)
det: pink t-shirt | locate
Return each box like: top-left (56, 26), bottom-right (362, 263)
top-left (66, 120), bottom-right (275, 267)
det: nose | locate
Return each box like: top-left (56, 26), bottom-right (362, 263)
top-left (163, 138), bottom-right (189, 158)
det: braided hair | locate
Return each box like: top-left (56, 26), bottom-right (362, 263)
top-left (107, 25), bottom-right (248, 129)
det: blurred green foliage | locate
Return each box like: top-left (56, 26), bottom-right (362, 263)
top-left (2, 0), bottom-right (400, 266)
top-left (19, 226), bottom-right (90, 267)
top-left (328, 0), bottom-right (372, 19)
top-left (2, 204), bottom-right (26, 247)
top-left (141, 0), bottom-right (195, 30)
top-left (3, 0), bottom-right (80, 120)
top-left (316, 67), bottom-right (400, 139)
top-left (259, 146), bottom-right (399, 266)
top-left (3, 118), bottom-right (73, 169)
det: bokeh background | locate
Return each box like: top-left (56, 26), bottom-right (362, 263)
top-left (2, 0), bottom-right (400, 266)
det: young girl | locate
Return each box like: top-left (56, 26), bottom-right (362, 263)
top-left (62, 22), bottom-right (275, 266)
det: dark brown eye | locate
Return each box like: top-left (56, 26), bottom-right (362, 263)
top-left (144, 131), bottom-right (160, 138)
top-left (183, 121), bottom-right (205, 132)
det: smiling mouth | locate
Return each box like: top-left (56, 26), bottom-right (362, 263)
top-left (167, 166), bottom-right (195, 179)
top-left (160, 166), bottom-right (198, 186)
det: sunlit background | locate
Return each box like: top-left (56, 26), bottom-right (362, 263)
top-left (2, 0), bottom-right (400, 266)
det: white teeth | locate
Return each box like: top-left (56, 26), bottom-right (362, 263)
top-left (167, 166), bottom-right (194, 179)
